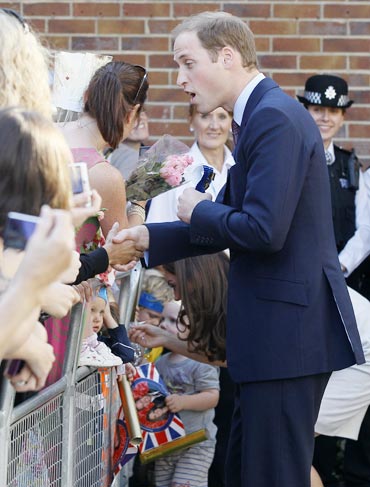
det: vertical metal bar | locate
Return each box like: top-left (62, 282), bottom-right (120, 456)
top-left (61, 302), bottom-right (85, 487)
top-left (0, 369), bottom-right (15, 486)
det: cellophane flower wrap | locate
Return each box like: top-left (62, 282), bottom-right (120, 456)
top-left (125, 134), bottom-right (194, 201)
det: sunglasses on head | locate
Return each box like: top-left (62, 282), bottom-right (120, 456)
top-left (133, 65), bottom-right (148, 105)
top-left (1, 8), bottom-right (29, 32)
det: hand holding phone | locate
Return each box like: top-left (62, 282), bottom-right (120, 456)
top-left (3, 212), bottom-right (40, 250)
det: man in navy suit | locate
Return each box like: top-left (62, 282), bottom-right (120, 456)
top-left (114, 11), bottom-right (364, 487)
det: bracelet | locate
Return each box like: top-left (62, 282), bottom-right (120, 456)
top-left (127, 203), bottom-right (145, 221)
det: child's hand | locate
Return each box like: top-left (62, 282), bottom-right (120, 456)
top-left (125, 362), bottom-right (136, 381)
top-left (165, 394), bottom-right (185, 413)
top-left (116, 362), bottom-right (136, 380)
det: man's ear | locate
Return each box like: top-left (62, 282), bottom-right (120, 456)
top-left (220, 46), bottom-right (234, 68)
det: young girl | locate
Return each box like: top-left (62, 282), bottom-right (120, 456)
top-left (154, 299), bottom-right (219, 487)
top-left (79, 281), bottom-right (135, 371)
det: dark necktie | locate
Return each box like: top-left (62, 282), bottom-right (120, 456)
top-left (232, 119), bottom-right (240, 146)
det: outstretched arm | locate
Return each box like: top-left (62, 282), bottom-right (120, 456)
top-left (128, 323), bottom-right (226, 367)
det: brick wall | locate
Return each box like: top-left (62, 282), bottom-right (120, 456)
top-left (3, 0), bottom-right (370, 163)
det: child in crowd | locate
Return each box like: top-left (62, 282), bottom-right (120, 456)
top-left (79, 280), bottom-right (135, 369)
top-left (154, 300), bottom-right (220, 487)
top-left (134, 269), bottom-right (174, 364)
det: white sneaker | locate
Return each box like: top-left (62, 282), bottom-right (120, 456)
top-left (93, 342), bottom-right (123, 367)
top-left (79, 345), bottom-right (107, 367)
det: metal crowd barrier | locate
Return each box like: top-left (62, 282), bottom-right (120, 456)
top-left (0, 266), bottom-right (142, 487)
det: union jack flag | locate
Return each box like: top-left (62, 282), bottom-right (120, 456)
top-left (132, 363), bottom-right (186, 454)
top-left (113, 407), bottom-right (138, 473)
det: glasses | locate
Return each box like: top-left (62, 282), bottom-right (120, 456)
top-left (133, 65), bottom-right (148, 105)
top-left (1, 8), bottom-right (29, 32)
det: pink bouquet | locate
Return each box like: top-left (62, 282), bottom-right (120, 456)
top-left (125, 134), bottom-right (193, 201)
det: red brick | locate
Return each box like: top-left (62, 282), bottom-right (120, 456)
top-left (349, 21), bottom-right (370, 36)
top-left (121, 36), bottom-right (169, 52)
top-left (259, 55), bottom-right (297, 70)
top-left (351, 91), bottom-right (370, 104)
top-left (73, 3), bottom-right (119, 17)
top-left (98, 19), bottom-right (144, 35)
top-left (150, 54), bottom-right (177, 69)
top-left (146, 105), bottom-right (172, 120)
top-left (349, 125), bottom-right (370, 139)
top-left (220, 4), bottom-right (271, 18)
top-left (300, 55), bottom-right (346, 70)
top-left (325, 5), bottom-right (370, 19)
top-left (148, 19), bottom-right (179, 35)
top-left (113, 54), bottom-right (147, 66)
top-left (173, 3), bottom-right (220, 17)
top-left (147, 71), bottom-right (169, 86)
top-left (347, 74), bottom-right (370, 88)
top-left (324, 38), bottom-right (370, 53)
top-left (0, 3), bottom-right (20, 8)
top-left (273, 38), bottom-right (320, 52)
top-left (299, 21), bottom-right (346, 36)
top-left (150, 121), bottom-right (191, 138)
top-left (174, 105), bottom-right (191, 119)
top-left (24, 3), bottom-right (69, 16)
top-left (355, 141), bottom-right (370, 154)
top-left (255, 37), bottom-right (270, 52)
top-left (49, 19), bottom-right (95, 34)
top-left (149, 87), bottom-right (188, 103)
top-left (274, 4), bottom-right (320, 18)
top-left (273, 73), bottom-right (313, 87)
top-left (28, 18), bottom-right (45, 32)
top-left (72, 36), bottom-right (119, 51)
top-left (350, 57), bottom-right (370, 70)
top-left (250, 20), bottom-right (297, 35)
top-left (43, 35), bottom-right (70, 50)
top-left (123, 3), bottom-right (170, 17)
top-left (349, 108), bottom-right (370, 122)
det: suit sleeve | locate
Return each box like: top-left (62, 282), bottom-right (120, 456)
top-left (190, 107), bottom-right (312, 253)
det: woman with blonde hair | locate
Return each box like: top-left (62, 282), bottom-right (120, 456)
top-left (0, 8), bottom-right (52, 118)
top-left (0, 106), bottom-right (77, 391)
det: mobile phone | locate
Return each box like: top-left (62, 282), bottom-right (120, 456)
top-left (69, 162), bottom-right (91, 207)
top-left (3, 212), bottom-right (40, 250)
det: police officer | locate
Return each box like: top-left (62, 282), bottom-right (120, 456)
top-left (298, 74), bottom-right (370, 487)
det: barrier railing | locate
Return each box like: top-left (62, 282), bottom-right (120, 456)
top-left (0, 267), bottom-right (141, 487)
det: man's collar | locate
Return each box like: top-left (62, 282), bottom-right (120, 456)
top-left (233, 72), bottom-right (266, 125)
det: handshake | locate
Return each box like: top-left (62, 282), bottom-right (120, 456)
top-left (105, 223), bottom-right (150, 270)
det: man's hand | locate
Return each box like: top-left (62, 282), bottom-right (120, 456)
top-left (103, 222), bottom-right (144, 268)
top-left (112, 225), bottom-right (150, 253)
top-left (177, 188), bottom-right (211, 224)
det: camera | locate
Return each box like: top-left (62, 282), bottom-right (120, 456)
top-left (69, 162), bottom-right (92, 207)
top-left (3, 211), bottom-right (40, 250)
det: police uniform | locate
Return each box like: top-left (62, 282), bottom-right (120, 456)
top-left (299, 74), bottom-right (370, 487)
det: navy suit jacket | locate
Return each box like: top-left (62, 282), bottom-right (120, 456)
top-left (146, 78), bottom-right (364, 383)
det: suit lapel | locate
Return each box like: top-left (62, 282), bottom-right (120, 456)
top-left (240, 77), bottom-right (279, 128)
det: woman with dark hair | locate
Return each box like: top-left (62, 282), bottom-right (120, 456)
top-left (59, 61), bottom-right (149, 235)
top-left (130, 252), bottom-right (232, 487)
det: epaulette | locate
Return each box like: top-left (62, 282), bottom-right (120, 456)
top-left (334, 144), bottom-right (355, 157)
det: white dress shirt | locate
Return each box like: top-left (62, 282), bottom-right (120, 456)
top-left (145, 142), bottom-right (235, 224)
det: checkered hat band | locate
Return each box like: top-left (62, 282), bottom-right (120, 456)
top-left (338, 95), bottom-right (350, 107)
top-left (304, 91), bottom-right (322, 104)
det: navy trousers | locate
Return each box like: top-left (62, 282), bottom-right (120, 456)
top-left (225, 373), bottom-right (331, 487)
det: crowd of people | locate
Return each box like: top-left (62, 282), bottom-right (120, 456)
top-left (1, 6), bottom-right (370, 487)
